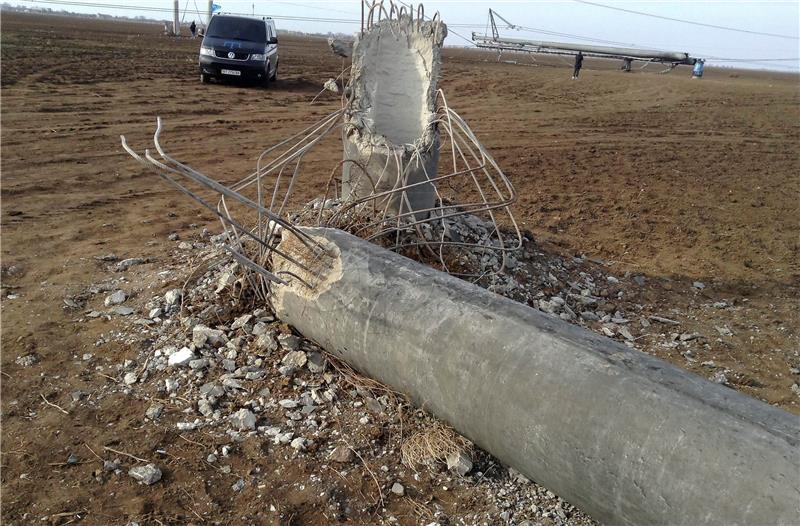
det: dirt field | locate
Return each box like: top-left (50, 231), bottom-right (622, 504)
top-left (2, 11), bottom-right (799, 525)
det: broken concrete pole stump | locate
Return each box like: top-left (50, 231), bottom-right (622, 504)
top-left (271, 227), bottom-right (800, 526)
top-left (342, 15), bottom-right (447, 220)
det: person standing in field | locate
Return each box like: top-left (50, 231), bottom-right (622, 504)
top-left (572, 51), bottom-right (584, 79)
top-left (190, 20), bottom-right (197, 38)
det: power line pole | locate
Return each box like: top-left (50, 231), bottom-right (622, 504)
top-left (173, 0), bottom-right (180, 35)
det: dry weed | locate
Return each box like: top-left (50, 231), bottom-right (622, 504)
top-left (401, 422), bottom-right (471, 471)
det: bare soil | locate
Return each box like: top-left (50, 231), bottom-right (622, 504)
top-left (2, 11), bottom-right (799, 525)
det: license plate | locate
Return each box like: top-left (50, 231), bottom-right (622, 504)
top-left (221, 69), bottom-right (241, 76)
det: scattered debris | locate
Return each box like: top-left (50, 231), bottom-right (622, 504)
top-left (104, 290), bottom-right (127, 306)
top-left (128, 464), bottom-right (162, 485)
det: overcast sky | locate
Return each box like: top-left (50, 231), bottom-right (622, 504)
top-left (12, 1), bottom-right (800, 71)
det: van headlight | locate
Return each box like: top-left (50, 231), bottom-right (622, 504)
top-left (250, 53), bottom-right (266, 61)
top-left (200, 47), bottom-right (214, 56)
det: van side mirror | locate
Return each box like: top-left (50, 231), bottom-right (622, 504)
top-left (269, 36), bottom-right (278, 44)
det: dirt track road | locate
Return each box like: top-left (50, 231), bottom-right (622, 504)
top-left (2, 11), bottom-right (799, 525)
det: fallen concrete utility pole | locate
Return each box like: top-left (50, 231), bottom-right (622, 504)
top-left (472, 34), bottom-right (694, 64)
top-left (272, 227), bottom-right (800, 526)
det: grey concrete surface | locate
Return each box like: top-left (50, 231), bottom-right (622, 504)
top-left (272, 227), bottom-right (800, 526)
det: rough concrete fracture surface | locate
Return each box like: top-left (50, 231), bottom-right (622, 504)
top-left (272, 227), bottom-right (800, 526)
top-left (342, 16), bottom-right (447, 218)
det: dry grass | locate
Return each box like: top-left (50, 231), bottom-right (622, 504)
top-left (400, 421), bottom-right (472, 471)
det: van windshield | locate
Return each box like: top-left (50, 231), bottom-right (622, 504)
top-left (207, 17), bottom-right (265, 43)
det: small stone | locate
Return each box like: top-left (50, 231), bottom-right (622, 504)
top-left (713, 301), bottom-right (728, 309)
top-left (282, 350), bottom-right (307, 368)
top-left (222, 377), bottom-right (244, 390)
top-left (649, 315), bottom-right (680, 325)
top-left (104, 290), bottom-right (127, 306)
top-left (278, 334), bottom-right (301, 352)
top-left (164, 289), bottom-right (182, 306)
top-left (307, 352), bottom-right (326, 373)
top-left (193, 325), bottom-right (228, 347)
top-left (178, 241), bottom-right (193, 251)
top-left (168, 232), bottom-right (180, 241)
top-left (711, 371), bottom-right (729, 385)
top-left (279, 399), bottom-right (299, 409)
top-left (145, 403), bottom-right (164, 420)
top-left (290, 437), bottom-right (306, 451)
top-left (692, 281), bottom-right (705, 290)
top-left (680, 332), bottom-right (701, 342)
top-left (117, 258), bottom-right (145, 271)
top-left (111, 305), bottom-right (134, 316)
top-left (67, 453), bottom-right (79, 465)
top-left (103, 460), bottom-right (119, 472)
top-left (189, 358), bottom-right (209, 370)
top-left (606, 276), bottom-right (620, 284)
top-left (255, 333), bottom-right (278, 352)
top-left (149, 308), bottom-right (163, 319)
top-left (230, 409), bottom-right (257, 431)
top-left (15, 354), bottom-right (38, 367)
top-left (391, 482), bottom-right (405, 496)
top-left (168, 347), bottom-right (195, 366)
top-left (177, 422), bottom-right (198, 431)
top-left (580, 311), bottom-right (599, 322)
top-left (230, 314), bottom-right (253, 330)
top-left (508, 467), bottom-right (530, 483)
top-left (245, 370), bottom-right (265, 381)
top-left (198, 399), bottom-right (214, 416)
top-left (215, 271), bottom-right (236, 293)
top-left (128, 464), bottom-right (162, 485)
top-left (715, 326), bottom-right (734, 337)
top-left (251, 321), bottom-right (269, 336)
top-left (618, 327), bottom-right (635, 341)
top-left (364, 396), bottom-right (384, 414)
top-left (231, 479), bottom-right (246, 492)
top-left (206, 453), bottom-right (217, 463)
top-left (222, 359), bottom-right (236, 372)
top-left (329, 445), bottom-right (354, 463)
top-left (200, 382), bottom-right (225, 398)
top-left (278, 365), bottom-right (295, 377)
top-left (165, 378), bottom-right (180, 393)
top-left (633, 275), bottom-right (646, 286)
top-left (123, 372), bottom-right (138, 385)
top-left (446, 451), bottom-right (472, 476)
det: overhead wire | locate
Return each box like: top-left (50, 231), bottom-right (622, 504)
top-left (574, 0), bottom-right (800, 40)
top-left (19, 0), bottom-right (800, 71)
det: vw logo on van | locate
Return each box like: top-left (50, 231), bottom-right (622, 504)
top-left (227, 52), bottom-right (235, 59)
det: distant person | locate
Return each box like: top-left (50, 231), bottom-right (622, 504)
top-left (572, 51), bottom-right (584, 79)
top-left (190, 20), bottom-right (197, 38)
top-left (692, 59), bottom-right (705, 79)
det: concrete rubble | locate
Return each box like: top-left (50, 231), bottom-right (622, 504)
top-left (67, 208), bottom-right (796, 524)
